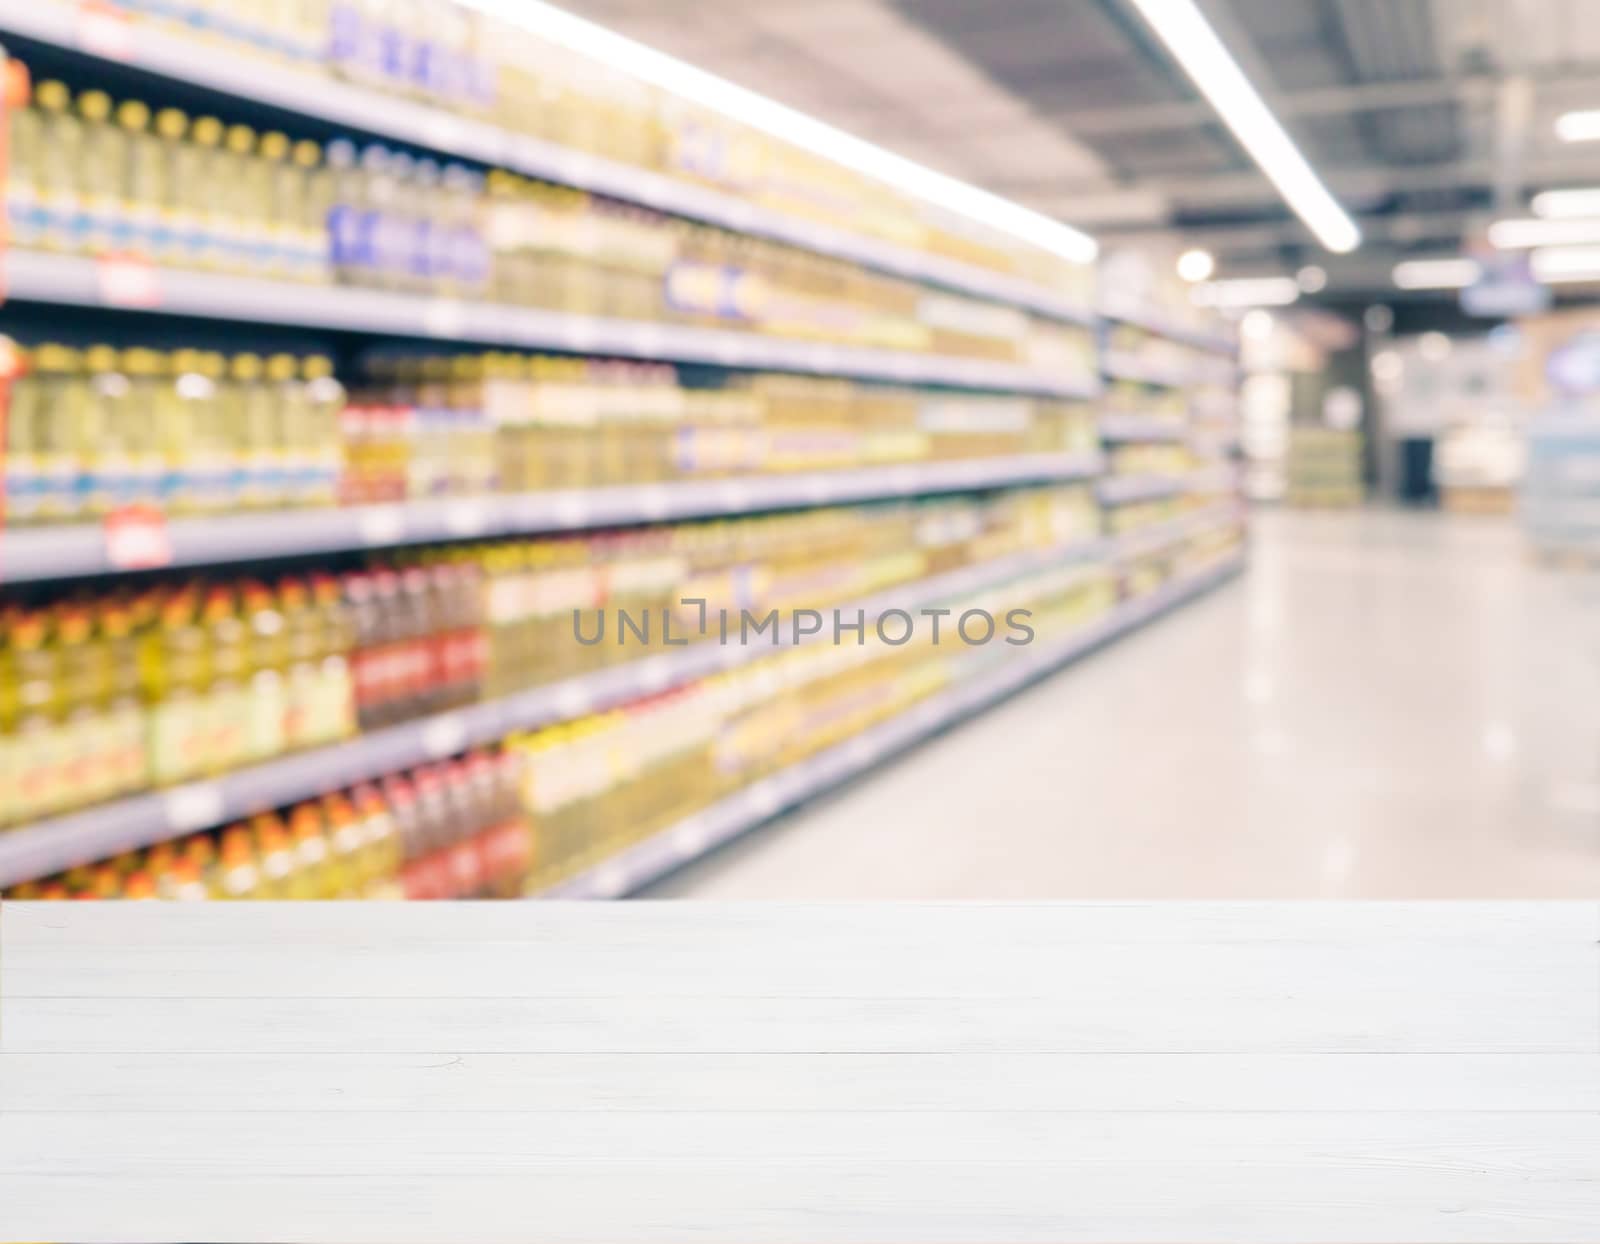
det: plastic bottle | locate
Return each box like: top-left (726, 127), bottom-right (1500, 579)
top-left (188, 116), bottom-right (227, 269)
top-left (309, 573), bottom-right (357, 743)
top-left (115, 99), bottom-right (162, 259)
top-left (7, 65), bottom-right (43, 250)
top-left (293, 139), bottom-right (332, 282)
top-left (200, 585), bottom-right (252, 776)
top-left (99, 600), bottom-right (150, 799)
top-left (120, 347), bottom-right (167, 510)
top-left (27, 344), bottom-right (85, 523)
top-left (82, 344), bottom-right (132, 516)
top-left (33, 81), bottom-right (84, 252)
top-left (241, 580), bottom-right (288, 763)
top-left (302, 355), bottom-right (347, 506)
top-left (54, 603), bottom-right (109, 811)
top-left (11, 611), bottom-right (66, 821)
top-left (153, 107), bottom-right (196, 267)
top-left (144, 588), bottom-right (209, 785)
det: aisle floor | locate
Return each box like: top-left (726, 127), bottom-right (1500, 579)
top-left (650, 509), bottom-right (1600, 898)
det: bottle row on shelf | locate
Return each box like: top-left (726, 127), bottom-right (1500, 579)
top-left (2, 339), bottom-right (1103, 526)
top-left (3, 530), bottom-right (1251, 899)
top-left (44, 0), bottom-right (1101, 291)
top-left (7, 73), bottom-right (1101, 363)
top-left (7, 746), bottom-right (532, 900)
top-left (0, 484), bottom-right (1101, 827)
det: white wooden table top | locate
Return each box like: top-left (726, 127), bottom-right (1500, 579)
top-left (2, 901), bottom-right (1598, 1242)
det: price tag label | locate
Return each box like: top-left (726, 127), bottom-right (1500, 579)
top-left (745, 783), bottom-right (780, 818)
top-left (76, 0), bottom-right (135, 60)
top-left (636, 485), bottom-right (670, 520)
top-left (672, 816), bottom-right (710, 859)
top-left (164, 783), bottom-right (224, 832)
top-left (358, 506), bottom-right (407, 546)
top-left (444, 499), bottom-right (489, 536)
top-left (555, 682), bottom-right (593, 719)
top-left (591, 861), bottom-right (630, 899)
top-left (96, 256), bottom-right (161, 307)
top-left (420, 113), bottom-right (467, 153)
top-left (104, 504), bottom-right (172, 569)
top-left (553, 494), bottom-right (589, 529)
top-left (421, 712), bottom-right (468, 758)
top-left (422, 299), bottom-right (467, 339)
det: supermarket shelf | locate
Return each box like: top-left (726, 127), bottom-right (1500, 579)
top-left (1101, 351), bottom-right (1238, 390)
top-left (2, 251), bottom-right (1103, 397)
top-left (536, 552), bottom-right (1247, 899)
top-left (1097, 467), bottom-right (1240, 506)
top-left (0, 2), bottom-right (1097, 326)
top-left (1098, 414), bottom-right (1188, 443)
top-left (0, 535), bottom-right (1110, 886)
top-left (1111, 502), bottom-right (1245, 560)
top-left (1098, 298), bottom-right (1238, 356)
top-left (0, 453), bottom-right (1105, 583)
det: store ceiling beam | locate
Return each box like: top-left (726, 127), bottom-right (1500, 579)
top-left (1047, 70), bottom-right (1599, 136)
top-left (1014, 151), bottom-right (1600, 215)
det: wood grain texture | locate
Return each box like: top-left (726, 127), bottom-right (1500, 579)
top-left (2, 901), bottom-right (1599, 1242)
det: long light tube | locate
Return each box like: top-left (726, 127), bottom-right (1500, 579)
top-left (1125, 0), bottom-right (1360, 254)
top-left (1392, 258), bottom-right (1481, 290)
top-left (1530, 245), bottom-right (1600, 283)
top-left (1488, 217), bottom-right (1600, 248)
top-left (1555, 110), bottom-right (1600, 143)
top-left (1531, 187), bottom-right (1600, 219)
top-left (456, 0), bottom-right (1098, 264)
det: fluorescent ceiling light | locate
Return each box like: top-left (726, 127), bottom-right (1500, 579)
top-left (1555, 110), bottom-right (1600, 143)
top-left (455, 0), bottom-right (1097, 265)
top-left (1531, 187), bottom-right (1600, 219)
top-left (1392, 257), bottom-right (1481, 290)
top-left (1530, 245), bottom-right (1600, 282)
top-left (1125, 0), bottom-right (1359, 254)
top-left (1191, 276), bottom-right (1300, 308)
top-left (1488, 217), bottom-right (1600, 248)
top-left (1176, 249), bottom-right (1215, 282)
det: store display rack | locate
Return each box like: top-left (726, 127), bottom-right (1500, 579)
top-left (0, 534), bottom-right (1112, 887)
top-left (0, 1), bottom-right (1096, 326)
top-left (3, 251), bottom-right (1102, 397)
top-left (538, 551), bottom-right (1243, 899)
top-left (0, 452), bottom-right (1104, 582)
top-left (0, 6), bottom-right (1250, 896)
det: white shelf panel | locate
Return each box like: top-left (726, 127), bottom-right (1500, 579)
top-left (1098, 414), bottom-right (1188, 443)
top-left (0, 1), bottom-right (1098, 325)
top-left (1097, 468), bottom-right (1241, 506)
top-left (0, 536), bottom-right (1111, 887)
top-left (537, 554), bottom-right (1246, 899)
top-left (0, 453), bottom-right (1105, 583)
top-left (3, 251), bottom-right (1102, 397)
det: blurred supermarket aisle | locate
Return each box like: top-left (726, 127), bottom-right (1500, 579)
top-left (651, 509), bottom-right (1600, 899)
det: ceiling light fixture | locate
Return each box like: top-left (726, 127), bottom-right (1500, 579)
top-left (1529, 244), bottom-right (1600, 283)
top-left (1555, 110), bottom-right (1600, 143)
top-left (1488, 217), bottom-right (1600, 248)
top-left (1530, 187), bottom-right (1600, 219)
top-left (1177, 249), bottom-right (1215, 282)
top-left (1191, 276), bottom-right (1300, 308)
top-left (454, 0), bottom-right (1098, 265)
top-left (1125, 0), bottom-right (1359, 254)
top-left (1392, 257), bottom-right (1481, 290)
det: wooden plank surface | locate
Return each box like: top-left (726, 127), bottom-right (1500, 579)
top-left (2, 901), bottom-right (1598, 1242)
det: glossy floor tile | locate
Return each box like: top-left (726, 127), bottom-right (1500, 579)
top-left (650, 509), bottom-right (1600, 898)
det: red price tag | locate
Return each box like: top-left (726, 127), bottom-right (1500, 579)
top-left (76, 1), bottom-right (135, 61)
top-left (105, 504), bottom-right (173, 570)
top-left (96, 255), bottom-right (162, 307)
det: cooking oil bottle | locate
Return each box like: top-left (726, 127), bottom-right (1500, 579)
top-left (201, 584), bottom-right (252, 776)
top-left (144, 587), bottom-right (210, 785)
top-left (33, 80), bottom-right (84, 252)
top-left (116, 99), bottom-right (162, 258)
top-left (76, 89), bottom-right (120, 254)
